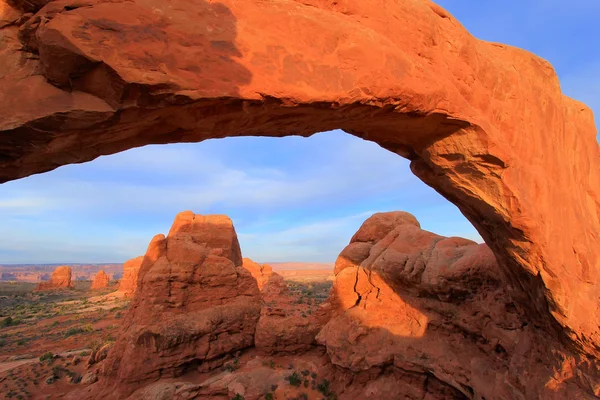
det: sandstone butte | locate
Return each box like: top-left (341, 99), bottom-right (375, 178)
top-left (81, 211), bottom-right (262, 398)
top-left (71, 211), bottom-right (600, 399)
top-left (90, 270), bottom-right (110, 290)
top-left (0, 0), bottom-right (599, 396)
top-left (34, 265), bottom-right (74, 291)
top-left (117, 256), bottom-right (144, 298)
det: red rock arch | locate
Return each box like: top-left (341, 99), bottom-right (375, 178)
top-left (1, 0), bottom-right (599, 354)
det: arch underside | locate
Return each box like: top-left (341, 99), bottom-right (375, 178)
top-left (0, 0), bottom-right (599, 357)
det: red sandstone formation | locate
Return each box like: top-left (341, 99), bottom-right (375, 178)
top-left (80, 211), bottom-right (261, 398)
top-left (34, 266), bottom-right (73, 291)
top-left (90, 270), bottom-right (109, 290)
top-left (2, 0), bottom-right (600, 396)
top-left (0, 0), bottom-right (600, 360)
top-left (242, 258), bottom-right (288, 296)
top-left (243, 258), bottom-right (327, 354)
top-left (0, 0), bottom-right (598, 359)
top-left (117, 256), bottom-right (143, 298)
top-left (317, 212), bottom-right (600, 399)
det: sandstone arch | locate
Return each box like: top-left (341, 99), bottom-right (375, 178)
top-left (0, 0), bottom-right (598, 356)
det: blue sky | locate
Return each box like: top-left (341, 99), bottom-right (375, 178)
top-left (0, 1), bottom-right (598, 264)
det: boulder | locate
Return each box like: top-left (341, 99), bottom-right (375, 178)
top-left (34, 266), bottom-right (74, 291)
top-left (90, 270), bottom-right (109, 290)
top-left (317, 212), bottom-right (600, 399)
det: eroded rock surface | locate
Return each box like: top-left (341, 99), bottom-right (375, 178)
top-left (90, 270), bottom-right (109, 290)
top-left (242, 258), bottom-right (327, 354)
top-left (0, 0), bottom-right (598, 355)
top-left (83, 211), bottom-right (261, 398)
top-left (34, 266), bottom-right (73, 291)
top-left (118, 256), bottom-right (143, 298)
top-left (317, 212), bottom-right (600, 399)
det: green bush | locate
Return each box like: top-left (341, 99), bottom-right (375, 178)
top-left (285, 371), bottom-right (302, 387)
top-left (65, 327), bottom-right (84, 337)
top-left (1, 316), bottom-right (21, 328)
top-left (317, 379), bottom-right (331, 395)
top-left (231, 394), bottom-right (244, 400)
top-left (39, 352), bottom-right (53, 362)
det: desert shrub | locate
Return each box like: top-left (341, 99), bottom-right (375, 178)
top-left (1, 316), bottom-right (21, 328)
top-left (64, 327), bottom-right (84, 337)
top-left (264, 394), bottom-right (274, 400)
top-left (231, 394), bottom-right (244, 400)
top-left (317, 379), bottom-right (337, 399)
top-left (285, 371), bottom-right (302, 387)
top-left (39, 352), bottom-right (53, 362)
top-left (317, 379), bottom-right (331, 395)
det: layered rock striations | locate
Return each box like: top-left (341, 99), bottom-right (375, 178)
top-left (317, 212), bottom-right (600, 399)
top-left (34, 265), bottom-right (73, 291)
top-left (90, 270), bottom-right (109, 290)
top-left (87, 211), bottom-right (261, 397)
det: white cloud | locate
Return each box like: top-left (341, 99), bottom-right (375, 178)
top-left (0, 131), bottom-right (481, 263)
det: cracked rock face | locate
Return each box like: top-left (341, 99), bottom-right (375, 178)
top-left (317, 212), bottom-right (600, 399)
top-left (94, 211), bottom-right (261, 397)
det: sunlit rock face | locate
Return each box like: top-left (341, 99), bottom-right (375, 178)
top-left (317, 212), bottom-right (600, 400)
top-left (34, 266), bottom-right (73, 291)
top-left (91, 212), bottom-right (261, 398)
top-left (118, 256), bottom-right (144, 298)
top-left (90, 270), bottom-right (109, 290)
top-left (1, 0), bottom-right (599, 357)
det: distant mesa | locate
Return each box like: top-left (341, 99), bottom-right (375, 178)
top-left (34, 266), bottom-right (74, 291)
top-left (117, 256), bottom-right (144, 298)
top-left (90, 270), bottom-right (110, 290)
